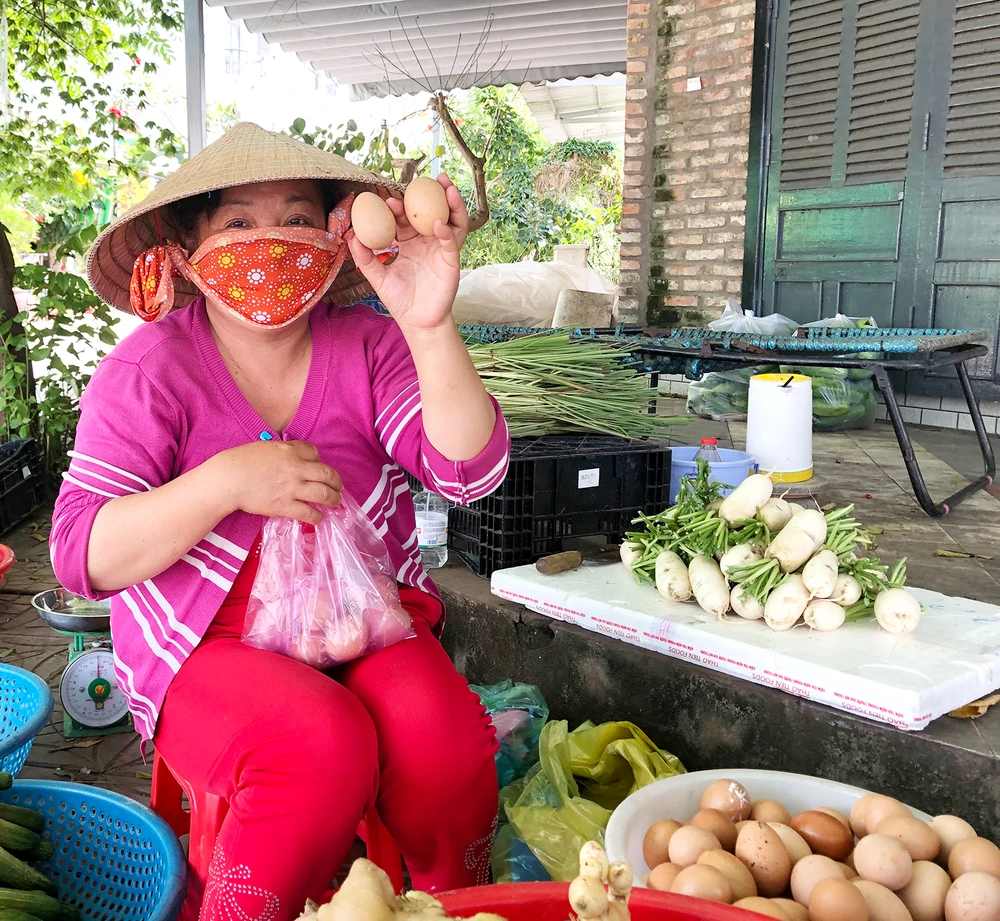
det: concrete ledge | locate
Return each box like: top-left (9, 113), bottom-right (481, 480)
top-left (436, 564), bottom-right (1000, 838)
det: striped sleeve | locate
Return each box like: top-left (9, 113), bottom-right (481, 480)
top-left (50, 357), bottom-right (181, 600)
top-left (370, 320), bottom-right (511, 506)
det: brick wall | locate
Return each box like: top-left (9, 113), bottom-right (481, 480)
top-left (621, 0), bottom-right (757, 326)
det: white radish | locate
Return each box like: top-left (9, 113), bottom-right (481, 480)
top-left (789, 503), bottom-right (807, 517)
top-left (760, 497), bottom-right (794, 533)
top-left (801, 549), bottom-right (839, 598)
top-left (620, 541), bottom-right (643, 570)
top-left (731, 583), bottom-right (765, 620)
top-left (765, 509), bottom-right (828, 573)
top-left (874, 588), bottom-right (921, 634)
top-left (718, 474), bottom-right (774, 524)
top-left (719, 543), bottom-right (762, 579)
top-left (803, 599), bottom-right (846, 631)
top-left (689, 555), bottom-right (732, 618)
top-left (655, 551), bottom-right (692, 602)
top-left (763, 574), bottom-right (810, 631)
top-left (829, 573), bottom-right (862, 606)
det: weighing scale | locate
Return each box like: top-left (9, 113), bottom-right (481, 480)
top-left (31, 588), bottom-right (132, 738)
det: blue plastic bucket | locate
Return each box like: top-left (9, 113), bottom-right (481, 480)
top-left (668, 447), bottom-right (757, 506)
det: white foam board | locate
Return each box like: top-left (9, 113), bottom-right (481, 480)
top-left (490, 563), bottom-right (1000, 730)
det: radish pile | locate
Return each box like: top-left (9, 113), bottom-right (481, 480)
top-left (622, 461), bottom-right (920, 634)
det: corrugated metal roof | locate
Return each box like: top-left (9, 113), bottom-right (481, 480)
top-left (518, 78), bottom-right (625, 143)
top-left (207, 0), bottom-right (626, 98)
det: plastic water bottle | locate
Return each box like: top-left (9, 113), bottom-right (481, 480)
top-left (695, 437), bottom-right (724, 464)
top-left (414, 490), bottom-right (449, 569)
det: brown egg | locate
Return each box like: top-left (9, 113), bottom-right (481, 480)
top-left (644, 819), bottom-right (683, 869)
top-left (738, 821), bottom-right (754, 834)
top-left (671, 864), bottom-right (733, 903)
top-left (897, 861), bottom-right (951, 921)
top-left (701, 778), bottom-right (753, 823)
top-left (815, 807), bottom-right (853, 831)
top-left (647, 862), bottom-right (684, 891)
top-left (737, 822), bottom-right (794, 898)
top-left (853, 880), bottom-right (912, 921)
top-left (810, 877), bottom-right (870, 921)
top-left (864, 798), bottom-right (913, 837)
top-left (350, 192), bottom-right (397, 251)
top-left (774, 898), bottom-right (811, 921)
top-left (928, 818), bottom-right (978, 867)
top-left (754, 800), bottom-right (794, 825)
top-left (945, 872), bottom-right (1000, 921)
top-left (791, 855), bottom-right (848, 906)
top-left (855, 835), bottom-right (915, 891)
top-left (735, 897), bottom-right (790, 920)
top-left (770, 823), bottom-right (814, 865)
top-left (669, 825), bottom-right (722, 868)
top-left (792, 811), bottom-right (855, 861)
top-left (949, 839), bottom-right (1000, 881)
top-left (876, 817), bottom-right (942, 863)
top-left (853, 795), bottom-right (880, 838)
top-left (692, 809), bottom-right (739, 852)
top-left (700, 849), bottom-right (758, 901)
top-left (839, 863), bottom-right (860, 881)
top-left (402, 177), bottom-right (449, 236)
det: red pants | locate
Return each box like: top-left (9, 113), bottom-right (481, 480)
top-left (154, 539), bottom-right (499, 921)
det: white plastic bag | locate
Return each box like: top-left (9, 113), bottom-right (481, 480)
top-left (708, 300), bottom-right (799, 337)
top-left (452, 262), bottom-right (619, 328)
top-left (801, 313), bottom-right (878, 329)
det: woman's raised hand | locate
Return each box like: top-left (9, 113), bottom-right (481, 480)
top-left (347, 174), bottom-right (468, 332)
top-left (214, 440), bottom-right (342, 525)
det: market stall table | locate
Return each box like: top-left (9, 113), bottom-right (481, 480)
top-left (592, 325), bottom-right (994, 518)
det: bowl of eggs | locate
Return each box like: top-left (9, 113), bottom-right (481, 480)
top-left (605, 769), bottom-right (1000, 921)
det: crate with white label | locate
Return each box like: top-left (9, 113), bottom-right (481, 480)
top-left (447, 434), bottom-right (672, 577)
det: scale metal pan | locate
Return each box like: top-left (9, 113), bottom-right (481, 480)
top-left (31, 588), bottom-right (111, 634)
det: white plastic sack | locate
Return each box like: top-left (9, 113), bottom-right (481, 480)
top-left (802, 313), bottom-right (878, 329)
top-left (708, 300), bottom-right (799, 337)
top-left (452, 262), bottom-right (619, 329)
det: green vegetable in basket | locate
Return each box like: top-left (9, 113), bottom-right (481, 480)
top-left (0, 808), bottom-right (43, 837)
top-left (0, 889), bottom-right (78, 921)
top-left (0, 823), bottom-right (38, 856)
top-left (0, 846), bottom-right (56, 896)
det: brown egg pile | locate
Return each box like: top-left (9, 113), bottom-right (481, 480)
top-left (641, 779), bottom-right (1000, 921)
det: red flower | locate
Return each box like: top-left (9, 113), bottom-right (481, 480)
top-left (134, 58), bottom-right (142, 66)
top-left (108, 106), bottom-right (124, 118)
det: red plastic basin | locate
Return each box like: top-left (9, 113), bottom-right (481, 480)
top-left (438, 883), bottom-right (767, 921)
top-left (0, 545), bottom-right (14, 587)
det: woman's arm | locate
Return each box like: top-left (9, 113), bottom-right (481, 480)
top-left (398, 322), bottom-right (496, 462)
top-left (84, 441), bottom-right (344, 592)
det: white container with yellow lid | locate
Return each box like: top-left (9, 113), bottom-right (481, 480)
top-left (746, 372), bottom-right (813, 482)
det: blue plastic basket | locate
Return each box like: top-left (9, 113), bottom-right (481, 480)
top-left (0, 780), bottom-right (186, 921)
top-left (0, 663), bottom-right (54, 776)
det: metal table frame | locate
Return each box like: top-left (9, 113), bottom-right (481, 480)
top-left (624, 340), bottom-right (995, 518)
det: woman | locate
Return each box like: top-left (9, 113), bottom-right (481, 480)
top-left (51, 122), bottom-right (510, 920)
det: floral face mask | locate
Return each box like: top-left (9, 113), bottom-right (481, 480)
top-left (130, 194), bottom-right (355, 327)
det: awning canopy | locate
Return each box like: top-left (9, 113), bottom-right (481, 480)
top-left (518, 78), bottom-right (625, 143)
top-left (206, 0), bottom-right (626, 99)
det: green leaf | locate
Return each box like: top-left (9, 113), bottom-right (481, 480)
top-left (291, 117), bottom-right (306, 134)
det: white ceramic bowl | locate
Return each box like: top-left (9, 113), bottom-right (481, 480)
top-left (606, 768), bottom-right (931, 886)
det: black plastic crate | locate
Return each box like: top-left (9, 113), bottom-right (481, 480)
top-left (0, 439), bottom-right (44, 535)
top-left (444, 435), bottom-right (671, 577)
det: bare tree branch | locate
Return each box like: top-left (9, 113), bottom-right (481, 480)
top-left (430, 93), bottom-right (489, 232)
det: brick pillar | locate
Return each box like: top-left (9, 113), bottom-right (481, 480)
top-left (624, 0), bottom-right (757, 327)
top-left (618, 1), bottom-right (657, 324)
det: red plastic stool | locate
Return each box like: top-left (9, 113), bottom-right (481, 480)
top-left (150, 749), bottom-right (404, 919)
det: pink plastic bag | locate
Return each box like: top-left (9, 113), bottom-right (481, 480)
top-left (242, 491), bottom-right (415, 668)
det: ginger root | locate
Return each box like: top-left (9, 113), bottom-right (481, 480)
top-left (569, 842), bottom-right (632, 921)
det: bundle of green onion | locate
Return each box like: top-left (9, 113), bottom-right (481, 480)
top-left (467, 333), bottom-right (686, 439)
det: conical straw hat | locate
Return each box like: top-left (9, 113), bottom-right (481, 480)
top-left (87, 121), bottom-right (401, 313)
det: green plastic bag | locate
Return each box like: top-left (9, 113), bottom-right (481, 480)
top-left (500, 719), bottom-right (685, 882)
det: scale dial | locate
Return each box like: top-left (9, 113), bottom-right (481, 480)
top-left (60, 648), bottom-right (130, 728)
